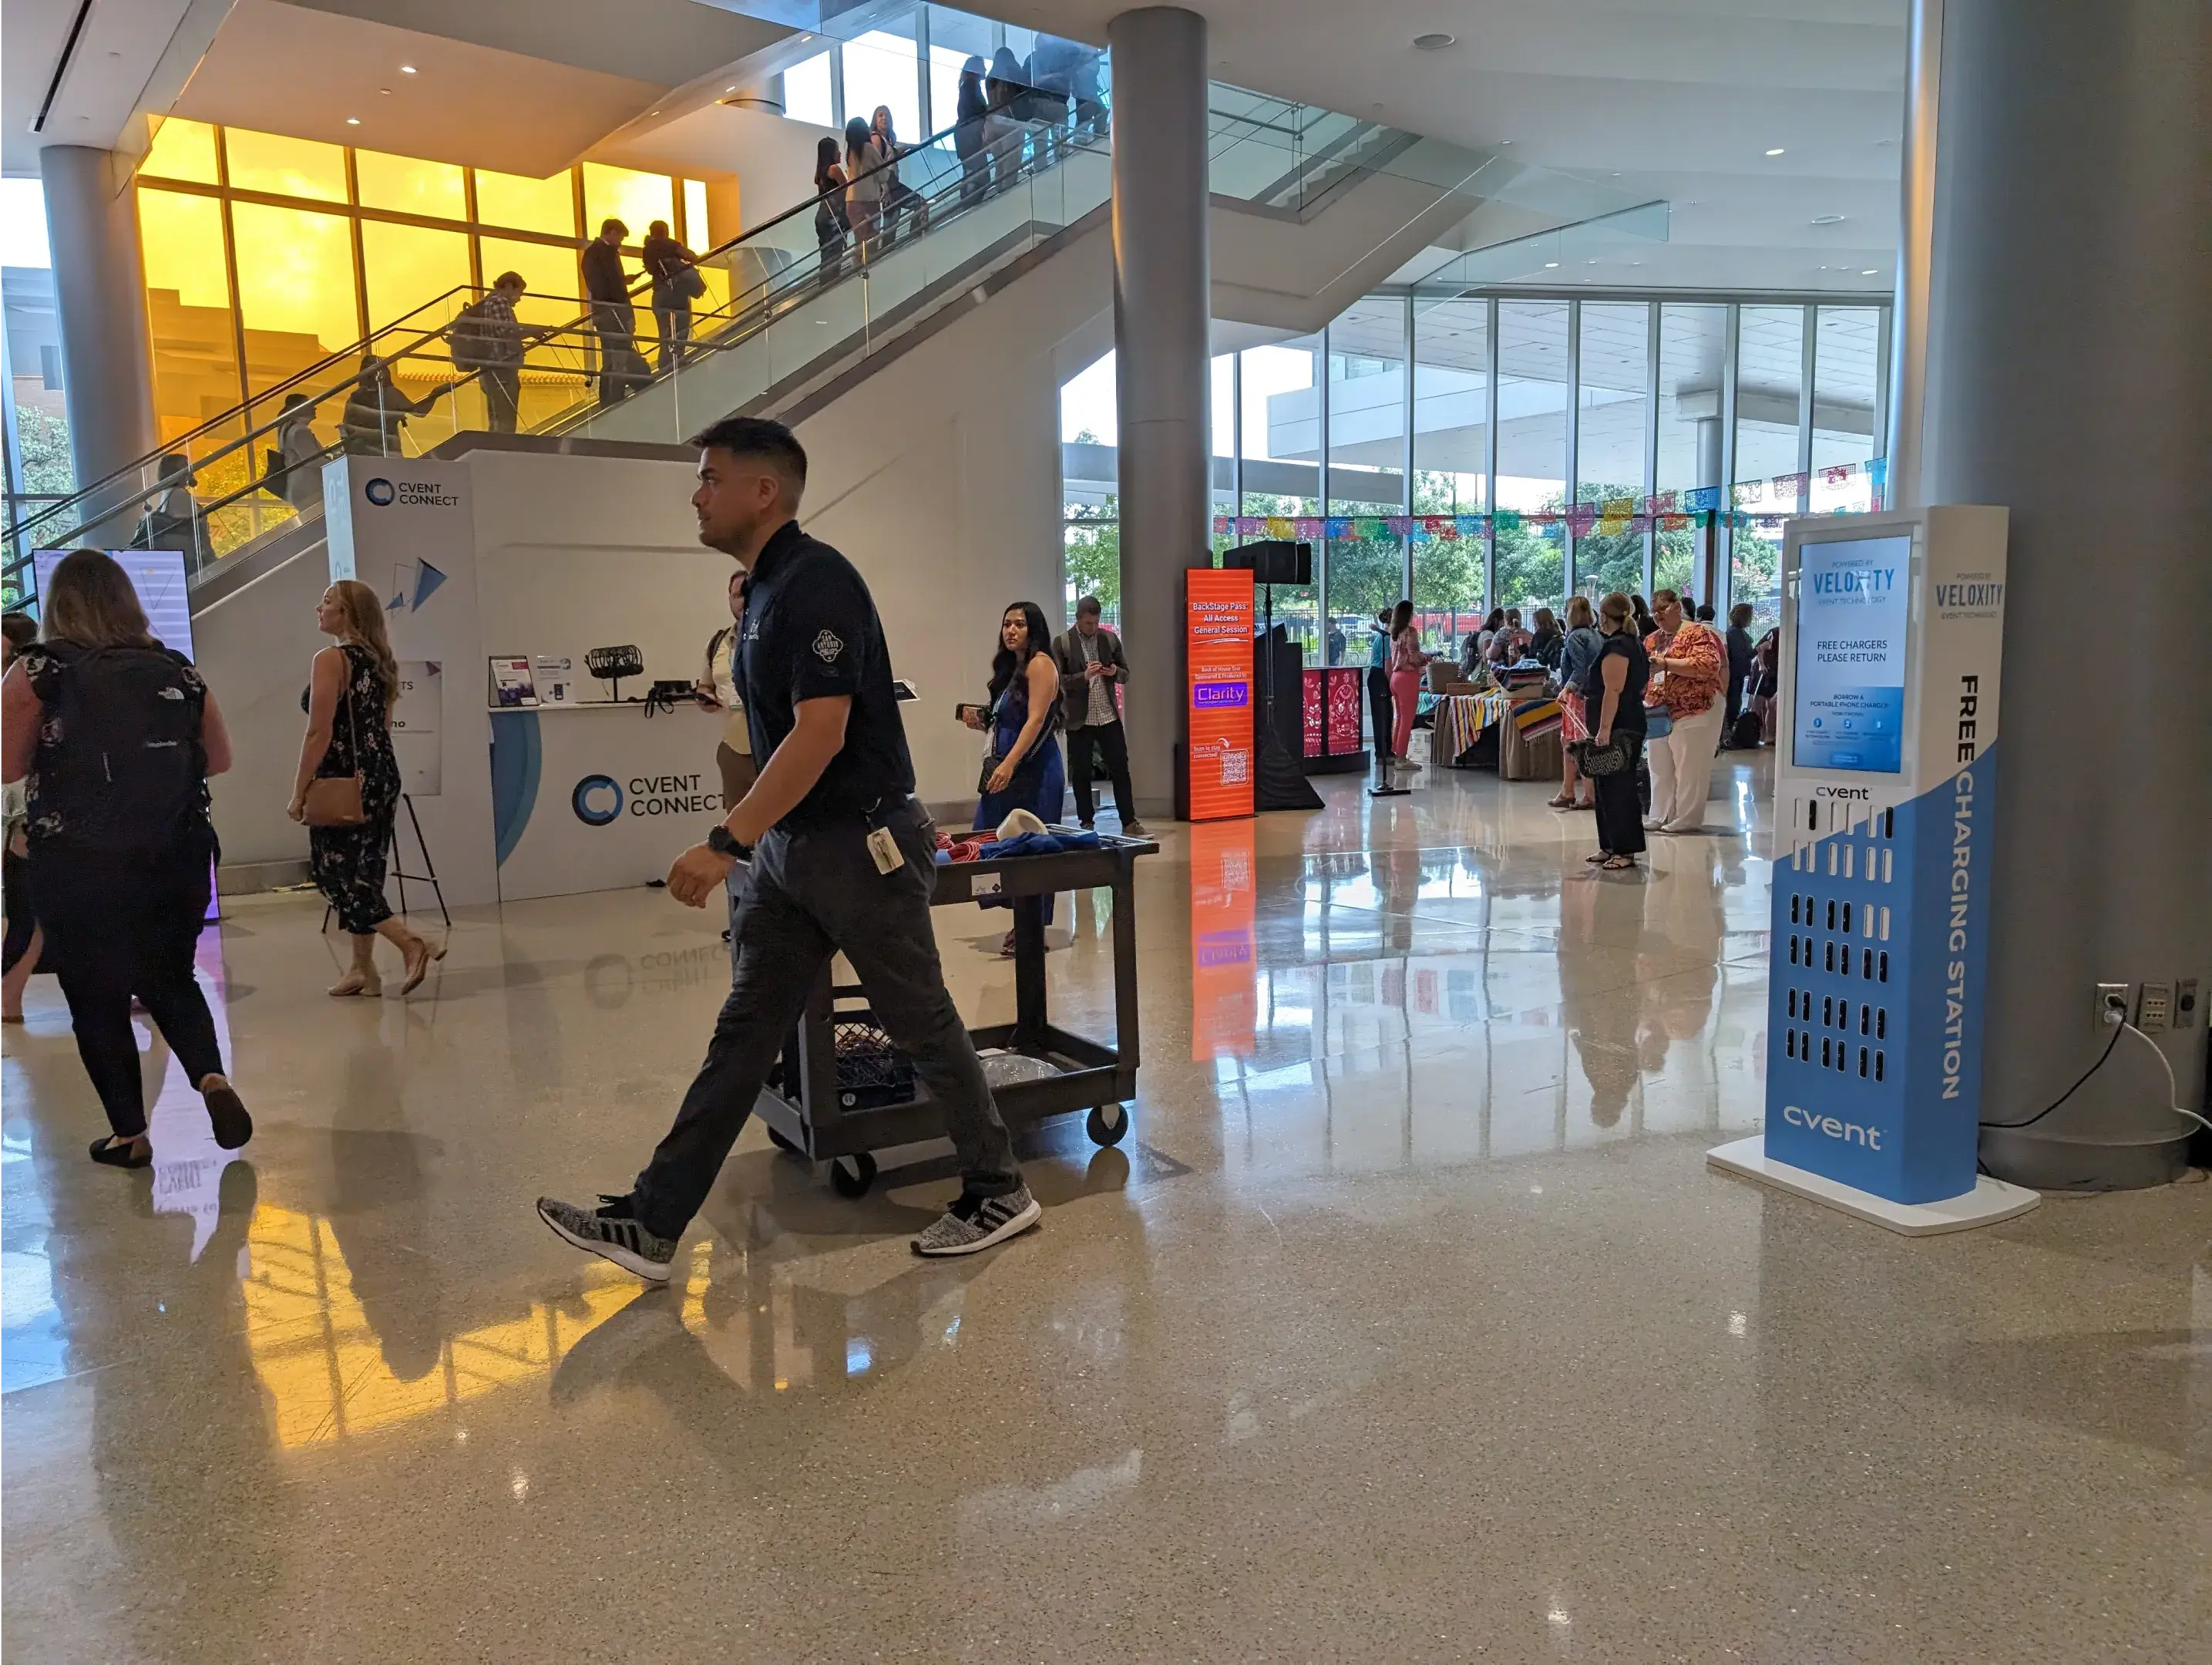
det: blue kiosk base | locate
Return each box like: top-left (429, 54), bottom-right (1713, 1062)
top-left (1706, 1135), bottom-right (2040, 1237)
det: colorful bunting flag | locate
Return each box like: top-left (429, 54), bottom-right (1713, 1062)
top-left (1323, 516), bottom-right (1350, 539)
top-left (1774, 472), bottom-right (1808, 500)
top-left (1600, 496), bottom-right (1634, 518)
top-left (1456, 514), bottom-right (1487, 538)
top-left (1820, 465), bottom-right (1852, 487)
top-left (1266, 516), bottom-right (1294, 540)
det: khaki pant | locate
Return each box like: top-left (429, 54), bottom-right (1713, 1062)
top-left (716, 743), bottom-right (757, 809)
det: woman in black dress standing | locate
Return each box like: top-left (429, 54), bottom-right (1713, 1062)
top-left (289, 580), bottom-right (442, 995)
top-left (1581, 590), bottom-right (1651, 873)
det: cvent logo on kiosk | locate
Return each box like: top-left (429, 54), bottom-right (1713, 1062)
top-left (572, 775), bottom-right (623, 826)
top-left (573, 772), bottom-right (721, 826)
top-left (1781, 1104), bottom-right (1883, 1149)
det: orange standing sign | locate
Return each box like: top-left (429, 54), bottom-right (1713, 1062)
top-left (1185, 568), bottom-right (1255, 821)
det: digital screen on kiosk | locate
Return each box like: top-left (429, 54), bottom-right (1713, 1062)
top-left (33, 549), bottom-right (195, 656)
top-left (1793, 533), bottom-right (1910, 774)
top-left (1184, 567), bottom-right (1255, 820)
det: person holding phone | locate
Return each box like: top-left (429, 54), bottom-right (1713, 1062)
top-left (965, 600), bottom-right (1065, 954)
top-left (1050, 596), bottom-right (1143, 835)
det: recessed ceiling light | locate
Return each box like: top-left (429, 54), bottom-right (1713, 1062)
top-left (400, 65), bottom-right (416, 74)
top-left (379, 88), bottom-right (392, 96)
top-left (1860, 267), bottom-right (1880, 276)
top-left (1498, 139), bottom-right (1513, 146)
top-left (650, 110), bottom-right (661, 116)
top-left (346, 117), bottom-right (361, 126)
top-left (1414, 32), bottom-right (1456, 50)
top-left (726, 86), bottom-right (737, 92)
top-left (1765, 146), bottom-right (1786, 156)
top-left (1544, 261), bottom-right (1559, 268)
top-left (1812, 214), bottom-right (1846, 225)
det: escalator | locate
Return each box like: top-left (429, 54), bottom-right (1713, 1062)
top-left (1, 87), bottom-right (1661, 614)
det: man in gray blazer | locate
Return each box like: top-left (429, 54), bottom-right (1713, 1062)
top-left (1050, 596), bottom-right (1145, 834)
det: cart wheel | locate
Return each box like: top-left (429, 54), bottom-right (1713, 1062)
top-left (1086, 1102), bottom-right (1130, 1147)
top-left (765, 1125), bottom-right (801, 1156)
top-left (829, 1152), bottom-right (877, 1197)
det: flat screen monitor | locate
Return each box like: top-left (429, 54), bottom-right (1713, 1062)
top-left (1791, 532), bottom-right (1910, 774)
top-left (32, 549), bottom-right (195, 658)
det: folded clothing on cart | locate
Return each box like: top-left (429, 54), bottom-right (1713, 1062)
top-left (976, 829), bottom-right (1103, 860)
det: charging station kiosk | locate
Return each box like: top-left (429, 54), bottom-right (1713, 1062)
top-left (1709, 506), bottom-right (2040, 1233)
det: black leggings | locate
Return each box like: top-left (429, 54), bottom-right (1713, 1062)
top-left (33, 842), bottom-right (224, 1139)
top-left (2, 846), bottom-right (35, 973)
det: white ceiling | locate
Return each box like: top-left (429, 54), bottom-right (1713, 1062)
top-left (1, 0), bottom-right (798, 179)
top-left (986, 0), bottom-right (1908, 292)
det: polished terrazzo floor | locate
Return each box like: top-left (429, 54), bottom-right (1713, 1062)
top-left (4, 755), bottom-right (2206, 1662)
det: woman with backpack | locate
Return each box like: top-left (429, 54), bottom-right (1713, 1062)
top-left (289, 580), bottom-right (442, 997)
top-left (0, 549), bottom-right (251, 1166)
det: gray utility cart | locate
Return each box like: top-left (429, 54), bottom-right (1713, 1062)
top-left (752, 829), bottom-right (1158, 1196)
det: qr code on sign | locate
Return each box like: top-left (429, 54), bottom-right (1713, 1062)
top-left (1221, 749), bottom-right (1250, 784)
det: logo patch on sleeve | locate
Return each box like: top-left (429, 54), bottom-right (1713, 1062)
top-left (812, 630), bottom-right (843, 663)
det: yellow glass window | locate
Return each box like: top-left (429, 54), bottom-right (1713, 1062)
top-left (683, 180), bottom-right (711, 245)
top-left (136, 188), bottom-right (240, 442)
top-left (355, 150), bottom-right (464, 220)
top-left (361, 221), bottom-right (472, 348)
top-left (582, 163), bottom-right (673, 240)
top-left (475, 168), bottom-right (575, 237)
top-left (223, 128), bottom-right (348, 204)
top-left (230, 202), bottom-right (359, 394)
top-left (141, 116), bottom-right (219, 183)
top-left (479, 237), bottom-right (577, 313)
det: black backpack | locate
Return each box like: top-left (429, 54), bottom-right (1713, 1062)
top-left (26, 644), bottom-right (209, 856)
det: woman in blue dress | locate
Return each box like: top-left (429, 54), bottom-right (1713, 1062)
top-left (966, 600), bottom-right (1064, 955)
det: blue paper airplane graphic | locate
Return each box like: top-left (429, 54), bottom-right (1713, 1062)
top-left (413, 560), bottom-right (447, 610)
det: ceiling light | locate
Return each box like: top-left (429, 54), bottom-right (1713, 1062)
top-left (1414, 32), bottom-right (1456, 50)
top-left (346, 117), bottom-right (361, 125)
top-left (400, 65), bottom-right (416, 74)
top-left (1860, 267), bottom-right (1880, 275)
top-left (726, 86), bottom-right (737, 92)
top-left (1812, 214), bottom-right (1846, 225)
top-left (1765, 146), bottom-right (1786, 156)
top-left (1543, 261), bottom-right (1558, 268)
top-left (379, 88), bottom-right (392, 96)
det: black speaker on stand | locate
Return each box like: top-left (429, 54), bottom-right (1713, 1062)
top-left (1223, 540), bottom-right (1323, 812)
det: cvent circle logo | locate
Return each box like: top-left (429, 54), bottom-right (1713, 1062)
top-left (364, 477), bottom-right (395, 506)
top-left (572, 775), bottom-right (624, 826)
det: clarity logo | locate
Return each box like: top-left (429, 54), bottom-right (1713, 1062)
top-left (572, 775), bottom-right (623, 826)
top-left (364, 478), bottom-right (395, 506)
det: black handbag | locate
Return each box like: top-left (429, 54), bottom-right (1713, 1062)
top-left (1572, 734), bottom-right (1635, 777)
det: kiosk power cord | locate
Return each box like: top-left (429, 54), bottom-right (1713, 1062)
top-left (1980, 1014), bottom-right (2210, 1135)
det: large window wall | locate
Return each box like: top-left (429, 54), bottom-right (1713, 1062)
top-left (3, 180), bottom-right (71, 550)
top-left (132, 117), bottom-right (722, 476)
top-left (1061, 292), bottom-right (1891, 662)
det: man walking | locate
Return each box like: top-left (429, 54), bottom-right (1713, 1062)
top-left (1050, 596), bottom-right (1145, 835)
top-left (450, 271), bottom-right (540, 434)
top-left (582, 218), bottom-right (640, 406)
top-left (536, 416), bottom-right (1039, 1276)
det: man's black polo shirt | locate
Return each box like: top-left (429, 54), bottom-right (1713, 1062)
top-left (736, 518), bottom-right (916, 829)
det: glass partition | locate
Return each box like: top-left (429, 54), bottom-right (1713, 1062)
top-left (1572, 301), bottom-right (1649, 599)
top-left (1411, 297), bottom-right (1489, 645)
top-left (1239, 335), bottom-right (1322, 663)
top-left (1325, 297), bottom-right (1406, 661)
top-left (1810, 306), bottom-right (1881, 513)
top-left (1494, 300), bottom-right (1568, 610)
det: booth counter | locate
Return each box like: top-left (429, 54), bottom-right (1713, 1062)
top-left (490, 702), bottom-right (727, 902)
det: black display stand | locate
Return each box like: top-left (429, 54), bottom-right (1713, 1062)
top-left (1250, 582), bottom-right (1323, 813)
top-left (320, 792), bottom-right (449, 934)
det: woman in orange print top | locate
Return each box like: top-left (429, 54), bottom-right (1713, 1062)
top-left (1641, 587), bottom-right (1727, 834)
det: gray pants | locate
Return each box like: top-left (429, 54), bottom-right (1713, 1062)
top-left (630, 800), bottom-right (1020, 1240)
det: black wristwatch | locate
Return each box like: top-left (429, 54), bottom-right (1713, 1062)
top-left (706, 826), bottom-right (750, 861)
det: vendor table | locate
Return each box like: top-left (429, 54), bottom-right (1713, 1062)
top-left (1430, 690), bottom-right (1511, 767)
top-left (751, 828), bottom-right (1159, 1196)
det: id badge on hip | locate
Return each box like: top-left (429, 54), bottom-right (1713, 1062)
top-left (865, 825), bottom-right (903, 875)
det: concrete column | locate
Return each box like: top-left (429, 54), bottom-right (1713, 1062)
top-left (1108, 6), bottom-right (1209, 813)
top-left (39, 146), bottom-right (157, 504)
top-left (1922, 1), bottom-right (2210, 1186)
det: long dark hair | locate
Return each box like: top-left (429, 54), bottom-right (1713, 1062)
top-left (1388, 599), bottom-right (1415, 638)
top-left (1482, 607), bottom-right (1505, 632)
top-left (815, 136), bottom-right (842, 193)
top-left (988, 600), bottom-right (1053, 701)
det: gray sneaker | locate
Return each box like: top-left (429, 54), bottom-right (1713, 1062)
top-left (536, 1194), bottom-right (677, 1282)
top-left (1119, 819), bottom-right (1149, 836)
top-left (912, 1183), bottom-right (1042, 1257)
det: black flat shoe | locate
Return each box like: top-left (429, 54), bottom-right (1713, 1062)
top-left (89, 1135), bottom-right (152, 1169)
top-left (203, 1080), bottom-right (253, 1150)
